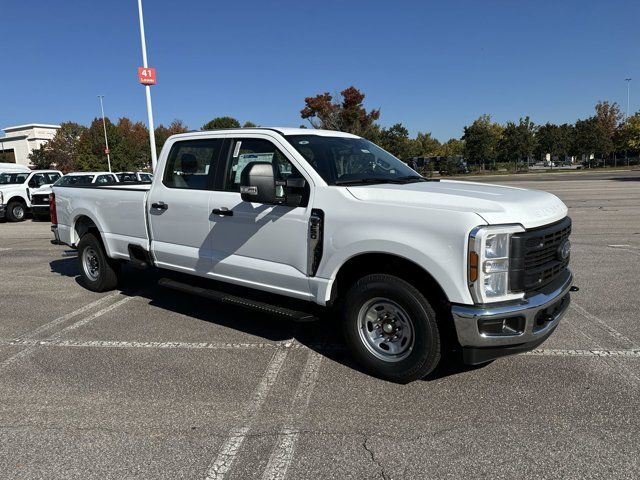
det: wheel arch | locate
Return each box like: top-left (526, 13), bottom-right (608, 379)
top-left (7, 195), bottom-right (28, 206)
top-left (329, 252), bottom-right (450, 309)
top-left (72, 214), bottom-right (101, 247)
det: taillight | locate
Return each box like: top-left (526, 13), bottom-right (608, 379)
top-left (50, 193), bottom-right (57, 225)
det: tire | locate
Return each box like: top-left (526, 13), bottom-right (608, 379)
top-left (342, 274), bottom-right (441, 383)
top-left (77, 233), bottom-right (119, 292)
top-left (6, 201), bottom-right (26, 222)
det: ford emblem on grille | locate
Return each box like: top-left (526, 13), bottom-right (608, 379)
top-left (558, 239), bottom-right (571, 261)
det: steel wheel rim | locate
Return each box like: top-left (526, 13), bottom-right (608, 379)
top-left (12, 205), bottom-right (24, 220)
top-left (357, 297), bottom-right (415, 362)
top-left (82, 246), bottom-right (100, 281)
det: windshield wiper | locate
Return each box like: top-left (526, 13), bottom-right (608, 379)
top-left (335, 175), bottom-right (429, 186)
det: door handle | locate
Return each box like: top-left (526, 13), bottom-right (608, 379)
top-left (151, 202), bottom-right (168, 211)
top-left (211, 208), bottom-right (233, 217)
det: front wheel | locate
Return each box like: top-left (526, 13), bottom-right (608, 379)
top-left (77, 233), bottom-right (120, 292)
top-left (6, 201), bottom-right (26, 222)
top-left (342, 274), bottom-right (441, 383)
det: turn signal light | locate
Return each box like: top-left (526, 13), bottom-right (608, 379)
top-left (469, 251), bottom-right (478, 282)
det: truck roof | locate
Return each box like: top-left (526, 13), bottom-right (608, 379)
top-left (171, 127), bottom-right (361, 140)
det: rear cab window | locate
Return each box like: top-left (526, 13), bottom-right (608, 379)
top-left (163, 139), bottom-right (223, 190)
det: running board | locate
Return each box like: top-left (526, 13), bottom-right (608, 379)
top-left (158, 278), bottom-right (317, 322)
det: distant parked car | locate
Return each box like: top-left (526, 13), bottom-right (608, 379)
top-left (116, 171), bottom-right (153, 183)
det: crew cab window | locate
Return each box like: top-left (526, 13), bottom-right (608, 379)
top-left (28, 174), bottom-right (48, 188)
top-left (0, 172), bottom-right (29, 184)
top-left (223, 138), bottom-right (300, 192)
top-left (96, 174), bottom-right (116, 184)
top-left (46, 172), bottom-right (61, 184)
top-left (164, 139), bottom-right (222, 190)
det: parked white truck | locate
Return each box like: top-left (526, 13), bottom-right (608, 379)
top-left (0, 169), bottom-right (62, 221)
top-left (51, 128), bottom-right (573, 382)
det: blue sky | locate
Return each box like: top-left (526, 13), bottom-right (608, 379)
top-left (1, 0), bottom-right (639, 141)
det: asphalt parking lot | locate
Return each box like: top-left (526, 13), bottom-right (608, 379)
top-left (1, 171), bottom-right (639, 479)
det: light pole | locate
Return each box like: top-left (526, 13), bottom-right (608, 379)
top-left (97, 95), bottom-right (112, 173)
top-left (625, 78), bottom-right (632, 119)
top-left (137, 0), bottom-right (158, 172)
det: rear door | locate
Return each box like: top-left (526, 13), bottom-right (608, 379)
top-left (207, 135), bottom-right (313, 299)
top-left (147, 138), bottom-right (224, 274)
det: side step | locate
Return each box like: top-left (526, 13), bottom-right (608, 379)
top-left (158, 277), bottom-right (317, 322)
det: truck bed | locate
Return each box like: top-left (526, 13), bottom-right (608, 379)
top-left (53, 184), bottom-right (151, 260)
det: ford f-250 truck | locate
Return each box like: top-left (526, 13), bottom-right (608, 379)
top-left (51, 128), bottom-right (573, 382)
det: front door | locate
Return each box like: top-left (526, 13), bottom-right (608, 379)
top-left (147, 138), bottom-right (224, 275)
top-left (208, 136), bottom-right (313, 299)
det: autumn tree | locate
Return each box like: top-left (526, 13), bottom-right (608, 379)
top-left (301, 86), bottom-right (380, 138)
top-left (155, 119), bottom-right (188, 152)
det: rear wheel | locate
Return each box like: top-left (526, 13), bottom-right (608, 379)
top-left (342, 274), bottom-right (441, 383)
top-left (6, 201), bottom-right (26, 222)
top-left (77, 233), bottom-right (119, 292)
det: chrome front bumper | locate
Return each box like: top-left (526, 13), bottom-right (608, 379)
top-left (451, 271), bottom-right (573, 363)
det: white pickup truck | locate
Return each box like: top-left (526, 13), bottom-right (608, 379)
top-left (52, 128), bottom-right (573, 382)
top-left (0, 169), bottom-right (62, 221)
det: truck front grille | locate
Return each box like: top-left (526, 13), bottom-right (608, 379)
top-left (31, 194), bottom-right (50, 206)
top-left (509, 217), bottom-right (571, 293)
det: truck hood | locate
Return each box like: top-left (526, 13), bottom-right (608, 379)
top-left (346, 179), bottom-right (568, 229)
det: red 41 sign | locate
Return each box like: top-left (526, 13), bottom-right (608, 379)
top-left (138, 67), bottom-right (156, 85)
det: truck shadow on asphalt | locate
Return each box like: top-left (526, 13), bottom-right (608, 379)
top-left (50, 257), bottom-right (488, 383)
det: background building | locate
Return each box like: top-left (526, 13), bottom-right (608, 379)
top-left (0, 124), bottom-right (60, 167)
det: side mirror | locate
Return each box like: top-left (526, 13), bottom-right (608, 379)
top-left (240, 162), bottom-right (277, 204)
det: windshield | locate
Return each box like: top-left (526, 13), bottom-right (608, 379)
top-left (54, 175), bottom-right (95, 186)
top-left (0, 172), bottom-right (29, 185)
top-left (285, 135), bottom-right (421, 185)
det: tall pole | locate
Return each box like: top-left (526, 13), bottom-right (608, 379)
top-left (137, 0), bottom-right (157, 172)
top-left (98, 95), bottom-right (112, 173)
top-left (625, 78), bottom-right (632, 119)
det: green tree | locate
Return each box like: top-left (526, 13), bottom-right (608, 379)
top-left (27, 122), bottom-right (86, 172)
top-left (378, 123), bottom-right (414, 159)
top-left (462, 115), bottom-right (503, 167)
top-left (436, 138), bottom-right (465, 157)
top-left (112, 118), bottom-right (150, 171)
top-left (616, 112), bottom-right (640, 159)
top-left (155, 119), bottom-right (188, 153)
top-left (300, 86), bottom-right (380, 138)
top-left (243, 121), bottom-right (257, 128)
top-left (28, 144), bottom-right (52, 169)
top-left (497, 117), bottom-right (537, 163)
top-left (573, 117), bottom-right (610, 161)
top-left (412, 132), bottom-right (440, 157)
top-left (202, 116), bottom-right (241, 130)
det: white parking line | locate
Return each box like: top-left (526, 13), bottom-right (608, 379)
top-left (49, 295), bottom-right (136, 339)
top-left (571, 302), bottom-right (637, 348)
top-left (204, 346), bottom-right (290, 480)
top-left (261, 350), bottom-right (323, 480)
top-left (1, 338), bottom-right (639, 358)
top-left (15, 293), bottom-right (119, 340)
top-left (0, 294), bottom-right (136, 369)
top-left (525, 349), bottom-right (640, 357)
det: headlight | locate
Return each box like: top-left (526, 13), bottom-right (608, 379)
top-left (468, 225), bottom-right (525, 304)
